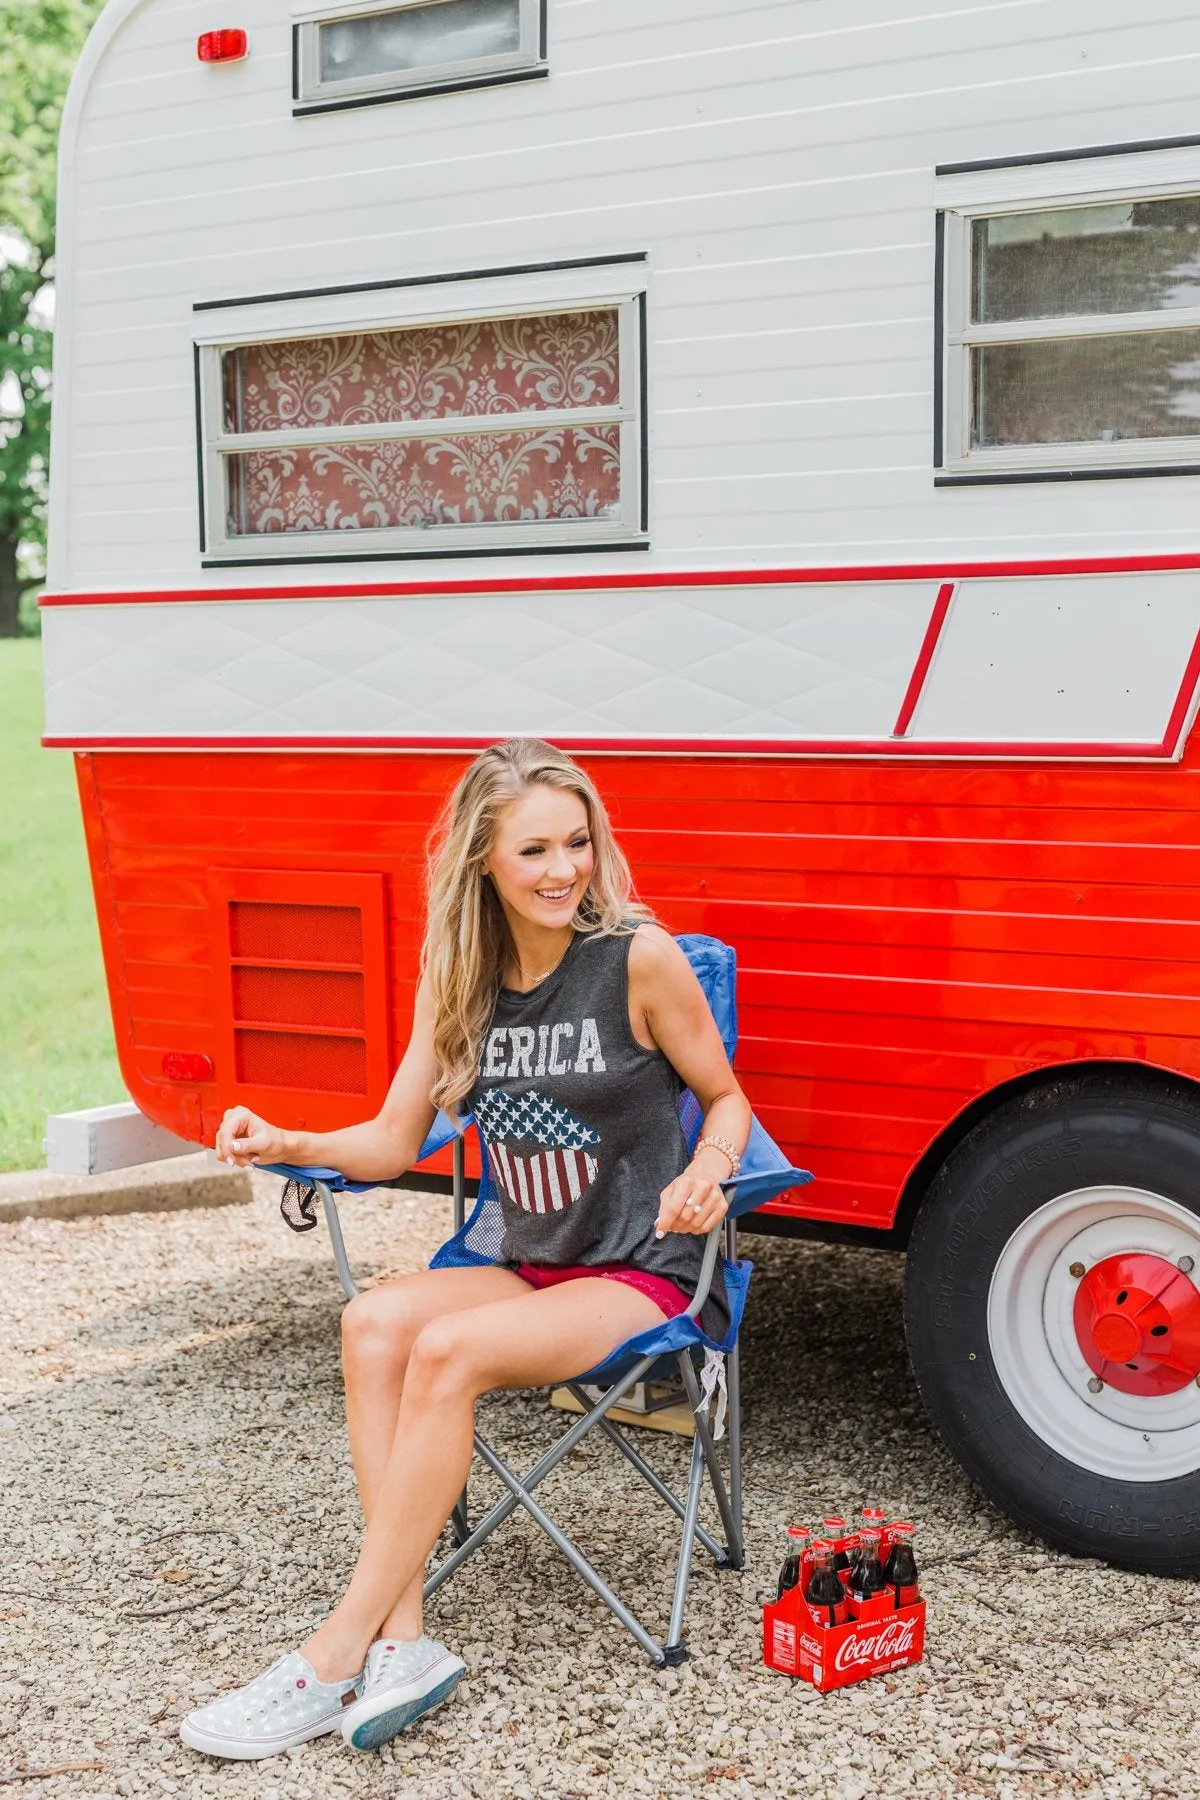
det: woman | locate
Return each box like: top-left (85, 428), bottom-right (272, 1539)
top-left (181, 737), bottom-right (751, 1761)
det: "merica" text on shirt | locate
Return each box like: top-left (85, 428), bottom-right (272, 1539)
top-left (480, 1018), bottom-right (607, 1079)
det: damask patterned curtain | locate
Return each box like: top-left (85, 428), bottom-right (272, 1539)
top-left (219, 309), bottom-right (623, 539)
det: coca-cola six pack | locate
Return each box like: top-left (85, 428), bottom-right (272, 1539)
top-left (762, 1506), bottom-right (925, 1692)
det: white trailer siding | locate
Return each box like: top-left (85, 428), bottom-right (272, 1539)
top-left (51, 0), bottom-right (1200, 597)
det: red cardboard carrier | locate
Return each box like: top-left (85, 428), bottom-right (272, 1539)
top-left (762, 1535), bottom-right (926, 1692)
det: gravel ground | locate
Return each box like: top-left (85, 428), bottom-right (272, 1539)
top-left (3, 1180), bottom-right (1200, 1800)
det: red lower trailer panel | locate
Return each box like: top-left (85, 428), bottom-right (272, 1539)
top-left (73, 744), bottom-right (1200, 1232)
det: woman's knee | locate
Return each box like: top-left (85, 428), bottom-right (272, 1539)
top-left (340, 1284), bottom-right (422, 1366)
top-left (406, 1315), bottom-right (484, 1399)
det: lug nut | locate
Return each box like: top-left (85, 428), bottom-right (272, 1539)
top-left (1087, 1376), bottom-right (1104, 1394)
top-left (1069, 1262), bottom-right (1086, 1278)
top-left (1179, 1255), bottom-right (1195, 1274)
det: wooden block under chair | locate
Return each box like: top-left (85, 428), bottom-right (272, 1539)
top-left (549, 1380), bottom-right (696, 1437)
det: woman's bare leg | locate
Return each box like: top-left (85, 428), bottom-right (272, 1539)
top-left (304, 1278), bottom-right (667, 1678)
top-left (342, 1267), bottom-right (530, 1516)
top-left (339, 1266), bottom-right (531, 1642)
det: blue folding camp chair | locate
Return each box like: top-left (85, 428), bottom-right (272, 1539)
top-left (263, 935), bottom-right (811, 1665)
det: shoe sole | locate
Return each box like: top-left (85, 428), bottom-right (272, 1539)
top-left (180, 1711), bottom-right (346, 1761)
top-left (344, 1664), bottom-right (465, 1751)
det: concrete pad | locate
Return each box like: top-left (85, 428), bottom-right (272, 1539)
top-left (0, 1152), bottom-right (253, 1224)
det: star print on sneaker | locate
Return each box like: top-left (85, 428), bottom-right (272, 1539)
top-left (179, 1651), bottom-right (361, 1761)
top-left (340, 1636), bottom-right (466, 1751)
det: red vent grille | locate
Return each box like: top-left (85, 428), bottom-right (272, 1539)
top-left (235, 1029), bottom-right (367, 1095)
top-left (229, 900), bottom-right (363, 964)
top-left (232, 965), bottom-right (365, 1030)
top-left (211, 876), bottom-right (389, 1109)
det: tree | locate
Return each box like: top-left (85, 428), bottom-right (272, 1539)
top-left (0, 0), bottom-right (106, 636)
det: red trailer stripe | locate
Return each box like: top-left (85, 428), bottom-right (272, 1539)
top-left (892, 583), bottom-right (956, 739)
top-left (34, 549), bottom-right (1200, 608)
top-left (38, 733), bottom-right (1182, 758)
top-left (1162, 624), bottom-right (1200, 757)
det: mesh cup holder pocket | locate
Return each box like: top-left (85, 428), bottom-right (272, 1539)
top-left (280, 1179), bottom-right (321, 1233)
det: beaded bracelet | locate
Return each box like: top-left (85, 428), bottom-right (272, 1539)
top-left (695, 1133), bottom-right (742, 1179)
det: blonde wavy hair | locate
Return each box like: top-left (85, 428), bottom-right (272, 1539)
top-left (423, 738), bottom-right (653, 1113)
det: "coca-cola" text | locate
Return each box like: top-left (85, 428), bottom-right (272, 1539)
top-left (833, 1617), bottom-right (918, 1673)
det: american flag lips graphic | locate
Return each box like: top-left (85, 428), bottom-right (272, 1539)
top-left (475, 1087), bottom-right (601, 1215)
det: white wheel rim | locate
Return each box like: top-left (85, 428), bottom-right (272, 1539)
top-left (987, 1185), bottom-right (1200, 1481)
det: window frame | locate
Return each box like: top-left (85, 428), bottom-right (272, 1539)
top-left (935, 148), bottom-right (1200, 483)
top-left (292, 0), bottom-right (546, 114)
top-left (194, 267), bottom-right (648, 566)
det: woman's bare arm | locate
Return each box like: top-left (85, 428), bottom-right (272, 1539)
top-left (214, 975), bottom-right (442, 1180)
top-left (626, 925), bottom-right (753, 1237)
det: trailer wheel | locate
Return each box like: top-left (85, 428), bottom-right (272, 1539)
top-left (904, 1072), bottom-right (1200, 1574)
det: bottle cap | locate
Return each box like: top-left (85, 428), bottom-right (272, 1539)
top-left (786, 1525), bottom-right (811, 1541)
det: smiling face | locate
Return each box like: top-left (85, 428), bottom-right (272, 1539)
top-left (484, 783), bottom-right (595, 935)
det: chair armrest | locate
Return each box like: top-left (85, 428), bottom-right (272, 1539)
top-left (684, 1224), bottom-right (725, 1322)
top-left (720, 1165), bottom-right (813, 1217)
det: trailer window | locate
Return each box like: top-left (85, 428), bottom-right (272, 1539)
top-left (939, 190), bottom-right (1200, 481)
top-left (294, 0), bottom-right (545, 111)
top-left (199, 302), bottom-right (645, 561)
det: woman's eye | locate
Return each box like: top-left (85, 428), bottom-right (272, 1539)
top-left (571, 837), bottom-right (591, 850)
top-left (519, 846), bottom-right (544, 857)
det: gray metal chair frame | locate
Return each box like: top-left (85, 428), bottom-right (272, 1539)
top-left (313, 1135), bottom-right (744, 1666)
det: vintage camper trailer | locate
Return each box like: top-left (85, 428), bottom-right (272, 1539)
top-left (45, 0), bottom-right (1200, 1573)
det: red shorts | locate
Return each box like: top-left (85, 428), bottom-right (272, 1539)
top-left (514, 1261), bottom-right (691, 1320)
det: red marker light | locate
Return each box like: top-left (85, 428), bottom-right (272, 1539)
top-left (197, 28), bottom-right (247, 62)
top-left (162, 1051), bottom-right (215, 1083)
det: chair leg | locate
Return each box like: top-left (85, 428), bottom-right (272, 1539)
top-left (318, 1184), bottom-right (359, 1302)
top-left (676, 1353), bottom-right (743, 1570)
top-left (424, 1337), bottom-right (743, 1665)
top-left (471, 1434), bottom-right (667, 1664)
top-left (724, 1336), bottom-right (744, 1571)
top-left (724, 1216), bottom-right (744, 1569)
top-left (563, 1382), bottom-right (728, 1564)
top-left (663, 1431), bottom-right (707, 1664)
top-left (424, 1354), bottom-right (656, 1599)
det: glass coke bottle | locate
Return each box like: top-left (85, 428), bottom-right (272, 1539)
top-left (822, 1515), bottom-right (853, 1575)
top-left (850, 1528), bottom-right (889, 1605)
top-left (884, 1522), bottom-right (920, 1609)
top-left (848, 1506), bottom-right (886, 1583)
top-left (804, 1539), bottom-right (849, 1627)
top-left (776, 1525), bottom-right (810, 1602)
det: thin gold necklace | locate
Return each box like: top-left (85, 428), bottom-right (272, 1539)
top-left (515, 938), bottom-right (572, 989)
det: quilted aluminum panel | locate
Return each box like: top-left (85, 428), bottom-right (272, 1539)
top-left (41, 583), bottom-right (940, 743)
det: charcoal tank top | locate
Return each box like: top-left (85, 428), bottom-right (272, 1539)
top-left (469, 925), bottom-right (729, 1336)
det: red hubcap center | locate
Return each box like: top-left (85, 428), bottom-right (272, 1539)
top-left (1092, 1313), bottom-right (1140, 1363)
top-left (1073, 1252), bottom-right (1200, 1397)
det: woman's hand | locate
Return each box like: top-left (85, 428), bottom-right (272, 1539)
top-left (214, 1107), bottom-right (290, 1169)
top-left (654, 1169), bottom-right (729, 1239)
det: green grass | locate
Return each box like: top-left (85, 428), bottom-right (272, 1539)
top-left (0, 639), bottom-right (123, 1170)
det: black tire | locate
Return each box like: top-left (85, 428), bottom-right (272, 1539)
top-left (905, 1069), bottom-right (1200, 1575)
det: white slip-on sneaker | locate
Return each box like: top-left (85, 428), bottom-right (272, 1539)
top-left (340, 1636), bottom-right (466, 1751)
top-left (179, 1650), bottom-right (361, 1760)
